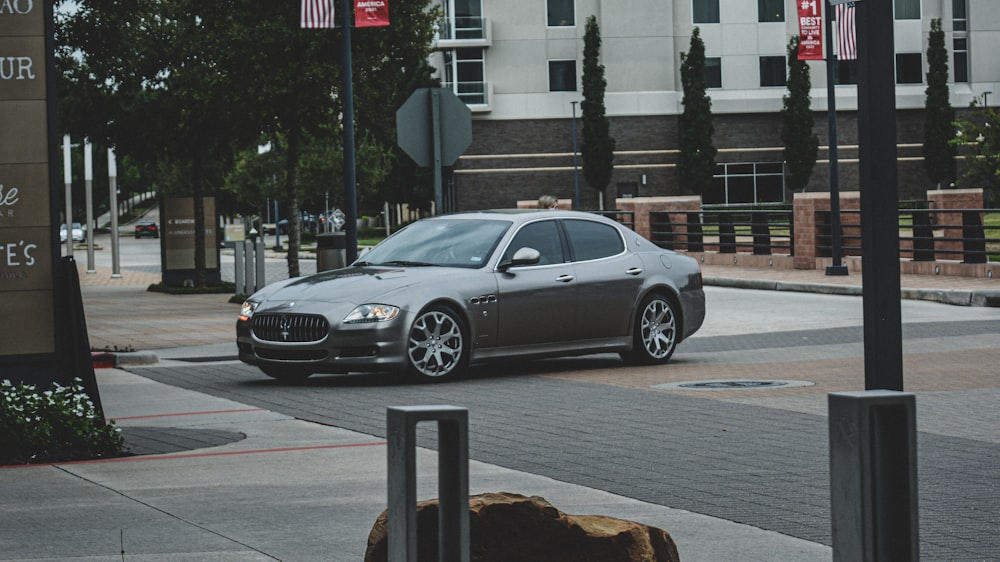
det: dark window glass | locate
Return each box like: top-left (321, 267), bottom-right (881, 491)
top-left (757, 162), bottom-right (784, 174)
top-left (727, 176), bottom-right (756, 204)
top-left (705, 57), bottom-right (722, 88)
top-left (504, 221), bottom-right (565, 265)
top-left (693, 0), bottom-right (720, 23)
top-left (758, 0), bottom-right (784, 22)
top-left (757, 175), bottom-right (785, 203)
top-left (562, 220), bottom-right (624, 261)
top-left (549, 60), bottom-right (577, 91)
top-left (896, 53), bottom-right (922, 84)
top-left (704, 177), bottom-right (726, 205)
top-left (954, 51), bottom-right (968, 83)
top-left (547, 0), bottom-right (574, 26)
top-left (836, 60), bottom-right (858, 85)
top-left (759, 56), bottom-right (786, 87)
top-left (895, 0), bottom-right (920, 19)
top-left (953, 0), bottom-right (967, 19)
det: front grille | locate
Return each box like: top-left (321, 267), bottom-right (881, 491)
top-left (251, 313), bottom-right (329, 343)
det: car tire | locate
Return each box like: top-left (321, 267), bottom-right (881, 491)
top-left (406, 305), bottom-right (468, 381)
top-left (260, 366), bottom-right (313, 382)
top-left (621, 293), bottom-right (678, 365)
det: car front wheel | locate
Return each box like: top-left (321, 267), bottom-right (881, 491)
top-left (622, 293), bottom-right (678, 365)
top-left (406, 305), bottom-right (468, 381)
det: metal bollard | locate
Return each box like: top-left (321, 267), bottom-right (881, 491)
top-left (255, 237), bottom-right (266, 292)
top-left (243, 239), bottom-right (255, 294)
top-left (829, 390), bottom-right (919, 562)
top-left (234, 241), bottom-right (245, 295)
top-left (387, 405), bottom-right (469, 562)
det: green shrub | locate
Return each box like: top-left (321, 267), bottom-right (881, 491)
top-left (0, 378), bottom-right (126, 465)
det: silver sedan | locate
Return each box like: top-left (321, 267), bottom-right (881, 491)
top-left (236, 210), bottom-right (705, 382)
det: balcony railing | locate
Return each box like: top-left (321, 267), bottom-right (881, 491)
top-left (442, 81), bottom-right (490, 107)
top-left (437, 16), bottom-right (491, 45)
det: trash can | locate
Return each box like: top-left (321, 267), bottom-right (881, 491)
top-left (316, 232), bottom-right (347, 272)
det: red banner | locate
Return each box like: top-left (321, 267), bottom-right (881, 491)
top-left (355, 0), bottom-right (389, 27)
top-left (797, 0), bottom-right (824, 60)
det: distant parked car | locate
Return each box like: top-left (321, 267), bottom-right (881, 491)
top-left (60, 222), bottom-right (85, 243)
top-left (134, 221), bottom-right (159, 238)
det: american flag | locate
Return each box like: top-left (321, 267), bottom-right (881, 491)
top-left (836, 2), bottom-right (857, 60)
top-left (301, 0), bottom-right (335, 28)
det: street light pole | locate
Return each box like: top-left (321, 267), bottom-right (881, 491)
top-left (108, 148), bottom-right (121, 278)
top-left (571, 100), bottom-right (580, 210)
top-left (824, 0), bottom-right (848, 276)
top-left (62, 135), bottom-right (73, 258)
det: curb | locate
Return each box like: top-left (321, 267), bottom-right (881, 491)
top-left (703, 276), bottom-right (998, 307)
top-left (92, 351), bottom-right (159, 369)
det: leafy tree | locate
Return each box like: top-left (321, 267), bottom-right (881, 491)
top-left (923, 18), bottom-right (957, 189)
top-left (950, 105), bottom-right (1000, 204)
top-left (678, 27), bottom-right (717, 196)
top-left (581, 14), bottom-right (615, 208)
top-left (57, 0), bottom-right (439, 280)
top-left (781, 36), bottom-right (818, 194)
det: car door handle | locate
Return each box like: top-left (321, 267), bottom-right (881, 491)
top-left (626, 267), bottom-right (643, 276)
top-left (555, 274), bottom-right (575, 283)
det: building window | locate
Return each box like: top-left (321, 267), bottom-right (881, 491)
top-left (693, 0), bottom-right (720, 24)
top-left (444, 48), bottom-right (486, 104)
top-left (835, 60), bottom-right (858, 85)
top-left (895, 53), bottom-right (922, 84)
top-left (758, 0), bottom-right (784, 22)
top-left (549, 60), bottom-right (577, 91)
top-left (894, 0), bottom-right (919, 20)
top-left (705, 57), bottom-right (722, 88)
top-left (952, 0), bottom-right (967, 31)
top-left (547, 0), bottom-right (574, 27)
top-left (953, 38), bottom-right (968, 83)
top-left (706, 163), bottom-right (786, 205)
top-left (759, 56), bottom-right (786, 87)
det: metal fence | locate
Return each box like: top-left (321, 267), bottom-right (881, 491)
top-left (649, 207), bottom-right (794, 256)
top-left (817, 208), bottom-right (998, 263)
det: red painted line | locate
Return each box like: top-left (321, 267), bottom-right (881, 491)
top-left (108, 408), bottom-right (268, 421)
top-left (1, 441), bottom-right (387, 469)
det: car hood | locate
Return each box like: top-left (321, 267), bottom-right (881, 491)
top-left (254, 265), bottom-right (455, 305)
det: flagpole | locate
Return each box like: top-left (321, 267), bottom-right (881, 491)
top-left (824, 0), bottom-right (848, 276)
top-left (341, 0), bottom-right (359, 264)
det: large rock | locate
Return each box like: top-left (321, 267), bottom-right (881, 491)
top-left (365, 492), bottom-right (680, 561)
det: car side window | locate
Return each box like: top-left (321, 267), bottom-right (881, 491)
top-left (502, 220), bottom-right (565, 265)
top-left (562, 219), bottom-right (624, 262)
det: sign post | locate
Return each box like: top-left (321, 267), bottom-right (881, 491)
top-left (396, 88), bottom-right (472, 214)
top-left (1, 1), bottom-right (102, 411)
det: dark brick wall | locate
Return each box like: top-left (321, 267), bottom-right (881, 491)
top-left (455, 109), bottom-right (938, 209)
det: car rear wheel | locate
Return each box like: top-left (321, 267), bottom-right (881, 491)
top-left (621, 293), bottom-right (678, 365)
top-left (260, 366), bottom-right (313, 382)
top-left (406, 305), bottom-right (468, 381)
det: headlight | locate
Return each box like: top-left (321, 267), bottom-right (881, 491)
top-left (344, 304), bottom-right (400, 324)
top-left (239, 300), bottom-right (258, 321)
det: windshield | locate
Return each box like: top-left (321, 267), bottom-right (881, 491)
top-left (359, 218), bottom-right (511, 269)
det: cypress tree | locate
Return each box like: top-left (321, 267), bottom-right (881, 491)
top-left (781, 36), bottom-right (818, 194)
top-left (923, 18), bottom-right (956, 188)
top-left (678, 27), bottom-right (717, 195)
top-left (581, 14), bottom-right (615, 207)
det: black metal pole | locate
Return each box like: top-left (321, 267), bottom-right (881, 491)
top-left (855, 0), bottom-right (903, 391)
top-left (825, 0), bottom-right (848, 276)
top-left (341, 0), bottom-right (359, 263)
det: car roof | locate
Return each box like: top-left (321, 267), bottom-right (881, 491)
top-left (431, 209), bottom-right (620, 226)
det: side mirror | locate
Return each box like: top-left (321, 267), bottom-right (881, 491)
top-left (498, 247), bottom-right (541, 272)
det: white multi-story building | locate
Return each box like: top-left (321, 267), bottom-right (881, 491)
top-left (428, 0), bottom-right (1000, 209)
